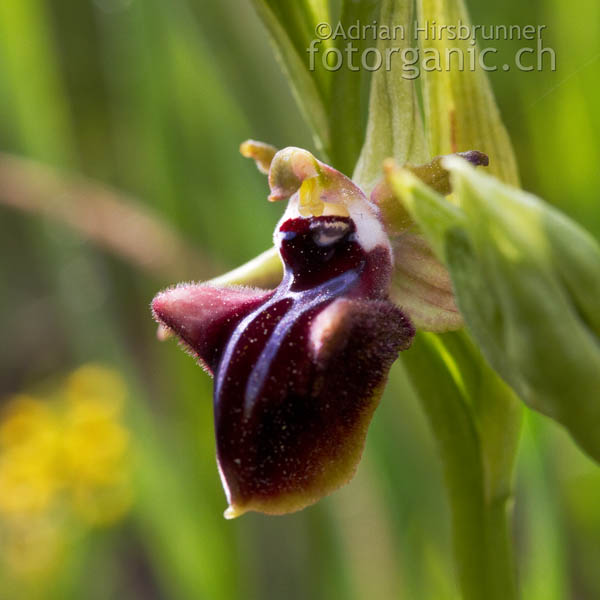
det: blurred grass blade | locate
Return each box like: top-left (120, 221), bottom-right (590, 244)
top-left (0, 0), bottom-right (73, 166)
top-left (353, 0), bottom-right (427, 193)
top-left (0, 153), bottom-right (216, 281)
top-left (416, 0), bottom-right (519, 185)
top-left (131, 397), bottom-right (237, 600)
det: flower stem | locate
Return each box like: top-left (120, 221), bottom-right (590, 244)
top-left (402, 331), bottom-right (520, 600)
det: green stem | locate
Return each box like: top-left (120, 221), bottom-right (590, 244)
top-left (402, 332), bottom-right (520, 600)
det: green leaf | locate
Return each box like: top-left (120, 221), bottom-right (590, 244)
top-left (543, 209), bottom-right (600, 338)
top-left (249, 0), bottom-right (331, 155)
top-left (328, 0), bottom-right (379, 175)
top-left (385, 166), bottom-right (463, 259)
top-left (259, 0), bottom-right (331, 99)
top-left (396, 157), bottom-right (600, 463)
top-left (416, 0), bottom-right (519, 186)
top-left (448, 161), bottom-right (600, 462)
top-left (353, 0), bottom-right (427, 193)
top-left (251, 0), bottom-right (390, 176)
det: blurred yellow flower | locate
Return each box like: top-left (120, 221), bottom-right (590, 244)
top-left (1, 515), bottom-right (64, 577)
top-left (0, 396), bottom-right (61, 516)
top-left (65, 364), bottom-right (127, 414)
top-left (0, 365), bottom-right (134, 577)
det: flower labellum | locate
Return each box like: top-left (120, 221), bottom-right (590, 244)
top-left (152, 146), bottom-right (414, 518)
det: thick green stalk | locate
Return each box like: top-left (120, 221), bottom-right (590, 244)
top-left (402, 332), bottom-right (520, 600)
top-left (406, 0), bottom-right (524, 592)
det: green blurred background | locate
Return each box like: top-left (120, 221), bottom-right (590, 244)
top-left (0, 0), bottom-right (599, 598)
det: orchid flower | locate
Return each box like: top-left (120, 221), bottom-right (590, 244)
top-left (151, 143), bottom-right (487, 518)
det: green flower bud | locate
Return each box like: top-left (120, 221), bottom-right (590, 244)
top-left (389, 157), bottom-right (600, 462)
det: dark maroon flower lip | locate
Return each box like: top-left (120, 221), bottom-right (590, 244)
top-left (276, 216), bottom-right (364, 291)
top-left (152, 149), bottom-right (416, 518)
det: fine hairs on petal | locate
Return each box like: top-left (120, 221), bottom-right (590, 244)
top-left (151, 146), bottom-right (416, 517)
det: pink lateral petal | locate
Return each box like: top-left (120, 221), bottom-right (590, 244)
top-left (152, 284), bottom-right (273, 374)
